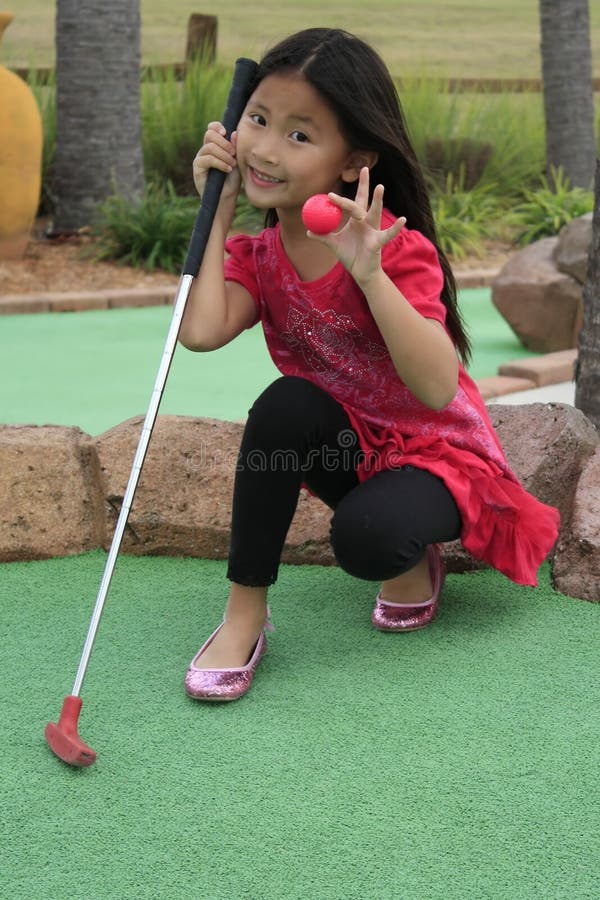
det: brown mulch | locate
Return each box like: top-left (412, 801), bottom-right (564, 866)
top-left (0, 226), bottom-right (179, 296)
top-left (0, 225), bottom-right (514, 297)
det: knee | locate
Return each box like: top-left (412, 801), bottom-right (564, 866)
top-left (330, 495), bottom-right (419, 581)
top-left (246, 376), bottom-right (323, 443)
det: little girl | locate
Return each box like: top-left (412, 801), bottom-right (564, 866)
top-left (179, 28), bottom-right (560, 701)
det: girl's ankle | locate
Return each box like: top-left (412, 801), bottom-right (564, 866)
top-left (379, 555), bottom-right (432, 604)
top-left (224, 583), bottom-right (268, 628)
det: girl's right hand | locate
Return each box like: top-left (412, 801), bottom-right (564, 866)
top-left (192, 122), bottom-right (241, 202)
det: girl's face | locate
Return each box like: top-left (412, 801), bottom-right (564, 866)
top-left (236, 72), bottom-right (362, 216)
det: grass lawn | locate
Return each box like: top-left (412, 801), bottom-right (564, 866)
top-left (5, 0), bottom-right (600, 78)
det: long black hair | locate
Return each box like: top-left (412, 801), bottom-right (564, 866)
top-left (253, 28), bottom-right (471, 364)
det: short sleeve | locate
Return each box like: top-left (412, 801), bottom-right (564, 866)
top-left (224, 233), bottom-right (261, 323)
top-left (382, 223), bottom-right (446, 325)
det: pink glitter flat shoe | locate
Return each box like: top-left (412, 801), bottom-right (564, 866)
top-left (184, 614), bottom-right (274, 702)
top-left (371, 545), bottom-right (445, 632)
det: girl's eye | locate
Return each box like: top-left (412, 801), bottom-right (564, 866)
top-left (290, 131), bottom-right (310, 143)
top-left (250, 114), bottom-right (266, 126)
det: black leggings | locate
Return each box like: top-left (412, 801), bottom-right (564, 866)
top-left (227, 376), bottom-right (462, 586)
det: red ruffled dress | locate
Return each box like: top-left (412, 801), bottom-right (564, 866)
top-left (224, 213), bottom-right (560, 586)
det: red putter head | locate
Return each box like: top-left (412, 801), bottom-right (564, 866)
top-left (301, 194), bottom-right (343, 235)
top-left (45, 695), bottom-right (97, 767)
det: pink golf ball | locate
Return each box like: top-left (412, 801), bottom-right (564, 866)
top-left (301, 194), bottom-right (343, 234)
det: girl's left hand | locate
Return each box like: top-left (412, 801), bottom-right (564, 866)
top-left (308, 167), bottom-right (405, 286)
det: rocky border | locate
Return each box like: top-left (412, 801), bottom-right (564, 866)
top-left (1, 403), bottom-right (598, 601)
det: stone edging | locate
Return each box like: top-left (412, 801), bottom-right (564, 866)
top-left (477, 349), bottom-right (577, 400)
top-left (0, 267), bottom-right (498, 316)
top-left (0, 286), bottom-right (174, 315)
top-left (2, 408), bottom-right (598, 600)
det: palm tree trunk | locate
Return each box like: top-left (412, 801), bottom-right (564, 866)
top-left (53, 0), bottom-right (144, 231)
top-left (539, 0), bottom-right (596, 189)
top-left (575, 159), bottom-right (600, 429)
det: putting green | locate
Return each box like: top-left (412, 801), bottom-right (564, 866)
top-left (1, 553), bottom-right (598, 898)
top-left (0, 288), bottom-right (534, 436)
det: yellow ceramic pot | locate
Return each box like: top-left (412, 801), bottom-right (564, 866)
top-left (0, 12), bottom-right (43, 258)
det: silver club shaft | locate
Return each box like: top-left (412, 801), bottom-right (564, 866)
top-left (71, 274), bottom-right (195, 697)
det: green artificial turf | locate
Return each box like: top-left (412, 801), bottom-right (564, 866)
top-left (1, 552), bottom-right (598, 898)
top-left (1, 288), bottom-right (534, 437)
top-left (5, 290), bottom-right (592, 898)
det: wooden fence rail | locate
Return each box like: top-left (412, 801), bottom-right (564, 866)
top-left (10, 12), bottom-right (600, 93)
top-left (13, 64), bottom-right (600, 93)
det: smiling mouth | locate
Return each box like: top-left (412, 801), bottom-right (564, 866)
top-left (249, 167), bottom-right (283, 185)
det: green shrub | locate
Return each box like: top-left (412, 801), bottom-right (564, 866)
top-left (424, 136), bottom-right (494, 191)
top-left (453, 90), bottom-right (545, 198)
top-left (400, 79), bottom-right (546, 199)
top-left (93, 181), bottom-right (263, 271)
top-left (430, 172), bottom-right (500, 259)
top-left (508, 168), bottom-right (594, 246)
top-left (142, 56), bottom-right (232, 193)
top-left (93, 181), bottom-right (198, 272)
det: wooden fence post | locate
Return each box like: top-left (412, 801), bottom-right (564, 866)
top-left (185, 14), bottom-right (217, 63)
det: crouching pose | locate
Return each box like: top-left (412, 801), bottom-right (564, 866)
top-left (178, 28), bottom-right (560, 701)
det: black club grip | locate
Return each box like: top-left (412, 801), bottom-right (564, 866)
top-left (183, 57), bottom-right (258, 277)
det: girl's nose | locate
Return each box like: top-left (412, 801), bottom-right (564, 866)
top-left (252, 131), bottom-right (279, 166)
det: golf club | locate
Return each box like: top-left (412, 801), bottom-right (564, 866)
top-left (45, 56), bottom-right (259, 767)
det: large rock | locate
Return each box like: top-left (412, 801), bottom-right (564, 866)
top-left (3, 410), bottom-right (597, 599)
top-left (95, 415), bottom-right (334, 565)
top-left (97, 408), bottom-right (598, 581)
top-left (489, 403), bottom-right (598, 524)
top-left (442, 403), bottom-right (599, 574)
top-left (553, 213), bottom-right (593, 284)
top-left (95, 416), bottom-right (241, 559)
top-left (553, 447), bottom-right (600, 602)
top-left (0, 425), bottom-right (105, 562)
top-left (492, 237), bottom-right (583, 352)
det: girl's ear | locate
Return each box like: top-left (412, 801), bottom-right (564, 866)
top-left (341, 150), bottom-right (379, 183)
